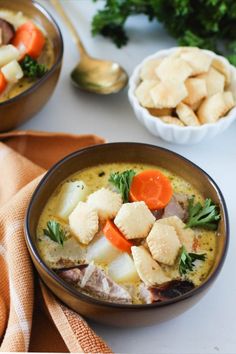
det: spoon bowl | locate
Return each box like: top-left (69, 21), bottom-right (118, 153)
top-left (71, 57), bottom-right (128, 94)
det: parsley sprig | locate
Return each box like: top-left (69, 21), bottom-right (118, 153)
top-left (91, 0), bottom-right (236, 66)
top-left (43, 220), bottom-right (66, 246)
top-left (20, 55), bottom-right (47, 79)
top-left (186, 196), bottom-right (220, 230)
top-left (179, 246), bottom-right (206, 276)
top-left (109, 169), bottom-right (136, 202)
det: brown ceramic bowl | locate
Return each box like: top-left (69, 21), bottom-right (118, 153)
top-left (0, 0), bottom-right (63, 132)
top-left (25, 143), bottom-right (229, 326)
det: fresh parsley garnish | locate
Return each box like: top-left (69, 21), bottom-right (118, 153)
top-left (43, 220), bottom-right (66, 246)
top-left (20, 55), bottom-right (47, 79)
top-left (91, 0), bottom-right (236, 65)
top-left (186, 196), bottom-right (221, 230)
top-left (109, 169), bottom-right (136, 202)
top-left (179, 246), bottom-right (206, 276)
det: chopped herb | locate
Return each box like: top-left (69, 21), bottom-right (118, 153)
top-left (109, 169), bottom-right (136, 202)
top-left (20, 55), bottom-right (47, 79)
top-left (179, 246), bottom-right (206, 276)
top-left (98, 171), bottom-right (105, 177)
top-left (43, 220), bottom-right (66, 246)
top-left (186, 196), bottom-right (220, 230)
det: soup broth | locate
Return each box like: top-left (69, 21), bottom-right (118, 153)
top-left (36, 163), bottom-right (217, 304)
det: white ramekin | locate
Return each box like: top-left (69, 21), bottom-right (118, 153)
top-left (128, 47), bottom-right (236, 144)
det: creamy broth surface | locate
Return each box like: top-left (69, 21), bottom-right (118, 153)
top-left (37, 163), bottom-right (217, 304)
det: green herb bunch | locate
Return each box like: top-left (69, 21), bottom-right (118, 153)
top-left (91, 0), bottom-right (236, 65)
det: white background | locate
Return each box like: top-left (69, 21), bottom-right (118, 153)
top-left (22, 1), bottom-right (236, 353)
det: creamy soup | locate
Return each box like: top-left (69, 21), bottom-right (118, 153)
top-left (36, 163), bottom-right (219, 305)
top-left (0, 10), bottom-right (54, 103)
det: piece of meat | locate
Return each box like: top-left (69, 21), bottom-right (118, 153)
top-left (151, 209), bottom-right (164, 220)
top-left (162, 194), bottom-right (187, 221)
top-left (0, 19), bottom-right (15, 45)
top-left (57, 264), bottom-right (132, 304)
top-left (139, 280), bottom-right (195, 304)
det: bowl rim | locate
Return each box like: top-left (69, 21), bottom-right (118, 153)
top-left (0, 0), bottom-right (64, 107)
top-left (128, 47), bottom-right (236, 132)
top-left (25, 142), bottom-right (229, 309)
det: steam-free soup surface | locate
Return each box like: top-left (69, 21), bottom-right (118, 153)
top-left (37, 163), bottom-right (217, 304)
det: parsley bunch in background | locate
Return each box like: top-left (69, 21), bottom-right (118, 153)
top-left (91, 0), bottom-right (236, 65)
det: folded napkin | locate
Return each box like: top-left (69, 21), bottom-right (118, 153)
top-left (0, 130), bottom-right (112, 353)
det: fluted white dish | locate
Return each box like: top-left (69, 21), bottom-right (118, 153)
top-left (128, 47), bottom-right (236, 144)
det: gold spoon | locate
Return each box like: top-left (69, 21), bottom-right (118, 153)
top-left (51, 0), bottom-right (128, 94)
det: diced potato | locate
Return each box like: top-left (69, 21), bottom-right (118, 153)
top-left (1, 60), bottom-right (23, 83)
top-left (86, 235), bottom-right (121, 264)
top-left (108, 253), bottom-right (139, 283)
top-left (56, 181), bottom-right (88, 220)
top-left (0, 45), bottom-right (20, 67)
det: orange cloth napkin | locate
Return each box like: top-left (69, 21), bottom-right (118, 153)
top-left (0, 130), bottom-right (112, 353)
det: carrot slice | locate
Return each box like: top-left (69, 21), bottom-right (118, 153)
top-left (129, 170), bottom-right (173, 210)
top-left (103, 220), bottom-right (133, 253)
top-left (15, 21), bottom-right (36, 34)
top-left (0, 71), bottom-right (7, 94)
top-left (12, 21), bottom-right (45, 59)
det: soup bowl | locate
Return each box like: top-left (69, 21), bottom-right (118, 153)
top-left (25, 143), bottom-right (229, 326)
top-left (0, 0), bottom-right (63, 132)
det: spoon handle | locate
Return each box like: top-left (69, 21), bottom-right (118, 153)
top-left (50, 0), bottom-right (87, 57)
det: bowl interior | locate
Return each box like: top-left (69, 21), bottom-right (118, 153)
top-left (26, 143), bottom-right (229, 307)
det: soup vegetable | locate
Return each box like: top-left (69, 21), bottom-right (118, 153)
top-left (0, 10), bottom-right (54, 103)
top-left (37, 163), bottom-right (220, 305)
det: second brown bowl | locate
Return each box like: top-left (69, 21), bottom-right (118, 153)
top-left (0, 0), bottom-right (63, 132)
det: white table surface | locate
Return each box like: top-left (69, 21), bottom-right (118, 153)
top-left (22, 1), bottom-right (236, 353)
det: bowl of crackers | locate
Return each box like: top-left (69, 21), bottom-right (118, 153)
top-left (128, 47), bottom-right (236, 144)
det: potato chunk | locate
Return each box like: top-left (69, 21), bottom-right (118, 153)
top-left (1, 60), bottom-right (23, 83)
top-left (56, 180), bottom-right (88, 220)
top-left (0, 44), bottom-right (19, 67)
top-left (108, 253), bottom-right (139, 283)
top-left (86, 235), bottom-right (121, 264)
